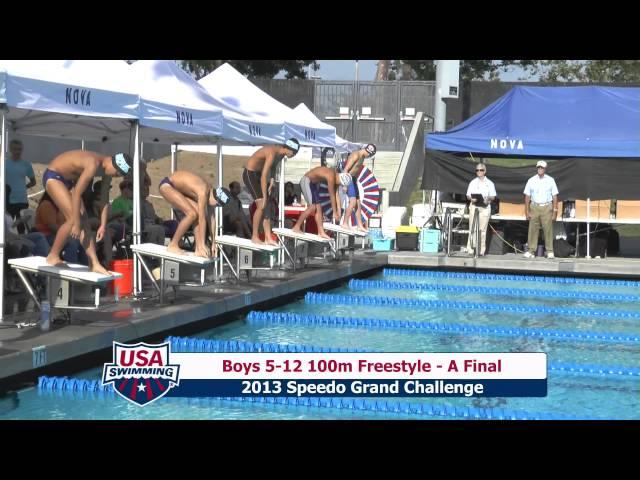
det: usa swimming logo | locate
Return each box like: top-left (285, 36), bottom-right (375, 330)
top-left (102, 342), bottom-right (180, 406)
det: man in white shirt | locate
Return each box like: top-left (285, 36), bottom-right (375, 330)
top-left (466, 163), bottom-right (496, 256)
top-left (523, 160), bottom-right (559, 259)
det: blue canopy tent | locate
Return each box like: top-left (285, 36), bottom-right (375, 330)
top-left (425, 86), bottom-right (640, 158)
top-left (423, 85), bottom-right (640, 257)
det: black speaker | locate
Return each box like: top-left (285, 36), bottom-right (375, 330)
top-left (578, 237), bottom-right (607, 257)
top-left (487, 229), bottom-right (509, 254)
top-left (553, 238), bottom-right (575, 258)
top-left (607, 230), bottom-right (620, 255)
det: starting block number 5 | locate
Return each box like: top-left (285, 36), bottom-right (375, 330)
top-left (163, 260), bottom-right (180, 285)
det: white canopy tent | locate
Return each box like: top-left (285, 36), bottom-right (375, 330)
top-left (197, 64), bottom-right (286, 146)
top-left (199, 62), bottom-right (338, 147)
top-left (196, 62), bottom-right (288, 245)
top-left (0, 60), bottom-right (139, 141)
top-left (293, 103), bottom-right (363, 156)
top-left (0, 60), bottom-right (142, 321)
top-left (129, 60), bottom-right (224, 145)
top-left (197, 63), bottom-right (338, 250)
top-left (127, 60), bottom-right (227, 293)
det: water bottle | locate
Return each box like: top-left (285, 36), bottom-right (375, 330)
top-left (40, 301), bottom-right (51, 332)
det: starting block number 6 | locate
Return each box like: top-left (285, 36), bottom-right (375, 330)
top-left (240, 249), bottom-right (253, 270)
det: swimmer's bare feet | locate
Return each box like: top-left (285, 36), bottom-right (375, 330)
top-left (167, 244), bottom-right (187, 255)
top-left (46, 255), bottom-right (68, 268)
top-left (90, 262), bottom-right (111, 276)
top-left (265, 236), bottom-right (279, 246)
top-left (195, 246), bottom-right (211, 258)
top-left (251, 236), bottom-right (265, 245)
top-left (319, 231), bottom-right (331, 239)
top-left (291, 227), bottom-right (303, 235)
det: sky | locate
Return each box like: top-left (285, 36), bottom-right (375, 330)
top-left (308, 60), bottom-right (533, 81)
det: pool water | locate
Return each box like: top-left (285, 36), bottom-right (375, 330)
top-left (2, 269), bottom-right (638, 420)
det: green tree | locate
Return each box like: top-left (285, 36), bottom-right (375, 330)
top-left (390, 60), bottom-right (538, 81)
top-left (181, 60), bottom-right (319, 80)
top-left (533, 60), bottom-right (640, 82)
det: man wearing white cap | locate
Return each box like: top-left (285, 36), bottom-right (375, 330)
top-left (523, 160), bottom-right (559, 259)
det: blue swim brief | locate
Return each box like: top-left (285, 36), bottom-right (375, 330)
top-left (159, 177), bottom-right (174, 189)
top-left (43, 169), bottom-right (75, 190)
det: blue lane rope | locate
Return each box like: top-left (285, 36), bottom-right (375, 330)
top-left (304, 292), bottom-right (640, 321)
top-left (383, 268), bottom-right (640, 287)
top-left (245, 313), bottom-right (640, 379)
top-left (165, 336), bottom-right (367, 354)
top-left (246, 312), bottom-right (639, 346)
top-left (349, 279), bottom-right (640, 303)
top-left (37, 376), bottom-right (595, 420)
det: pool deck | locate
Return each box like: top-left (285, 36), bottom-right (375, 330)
top-left (0, 250), bottom-right (638, 386)
top-left (387, 251), bottom-right (640, 277)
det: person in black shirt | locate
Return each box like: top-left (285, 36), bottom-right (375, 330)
top-left (223, 181), bottom-right (251, 238)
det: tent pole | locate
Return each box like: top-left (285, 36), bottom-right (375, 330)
top-left (434, 61), bottom-right (447, 132)
top-left (586, 197), bottom-right (591, 259)
top-left (279, 154), bottom-right (285, 266)
top-left (0, 111), bottom-right (7, 321)
top-left (132, 122), bottom-right (142, 295)
top-left (217, 140), bottom-right (223, 279)
top-left (170, 144), bottom-right (178, 220)
top-left (217, 140), bottom-right (223, 237)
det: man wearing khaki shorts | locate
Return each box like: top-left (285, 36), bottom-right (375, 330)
top-left (523, 160), bottom-right (559, 259)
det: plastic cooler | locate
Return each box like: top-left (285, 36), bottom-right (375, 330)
top-left (372, 238), bottom-right (394, 251)
top-left (395, 226), bottom-right (419, 251)
top-left (419, 228), bottom-right (440, 253)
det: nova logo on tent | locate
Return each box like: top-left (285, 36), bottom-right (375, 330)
top-left (490, 138), bottom-right (524, 150)
top-left (176, 110), bottom-right (194, 126)
top-left (249, 124), bottom-right (262, 136)
top-left (102, 342), bottom-right (180, 407)
top-left (304, 129), bottom-right (316, 141)
top-left (65, 88), bottom-right (91, 107)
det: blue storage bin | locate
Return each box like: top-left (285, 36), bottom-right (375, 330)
top-left (420, 228), bottom-right (440, 253)
top-left (373, 238), bottom-right (394, 251)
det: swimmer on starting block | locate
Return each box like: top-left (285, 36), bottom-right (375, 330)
top-left (43, 149), bottom-right (133, 275)
top-left (159, 170), bottom-right (231, 259)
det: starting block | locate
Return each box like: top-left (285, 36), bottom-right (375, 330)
top-left (215, 235), bottom-right (281, 282)
top-left (130, 243), bottom-right (216, 304)
top-left (8, 256), bottom-right (122, 319)
top-left (323, 223), bottom-right (368, 254)
top-left (272, 228), bottom-right (335, 271)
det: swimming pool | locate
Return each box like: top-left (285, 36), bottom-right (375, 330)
top-left (3, 268), bottom-right (639, 420)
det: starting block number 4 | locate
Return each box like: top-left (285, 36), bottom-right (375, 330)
top-left (163, 260), bottom-right (180, 285)
top-left (51, 278), bottom-right (70, 307)
top-left (240, 249), bottom-right (253, 270)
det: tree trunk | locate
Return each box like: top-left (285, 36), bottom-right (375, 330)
top-left (375, 60), bottom-right (391, 81)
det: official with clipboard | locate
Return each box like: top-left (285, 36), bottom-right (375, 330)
top-left (465, 163), bottom-right (496, 256)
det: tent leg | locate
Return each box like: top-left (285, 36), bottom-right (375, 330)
top-left (0, 112), bottom-right (7, 321)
